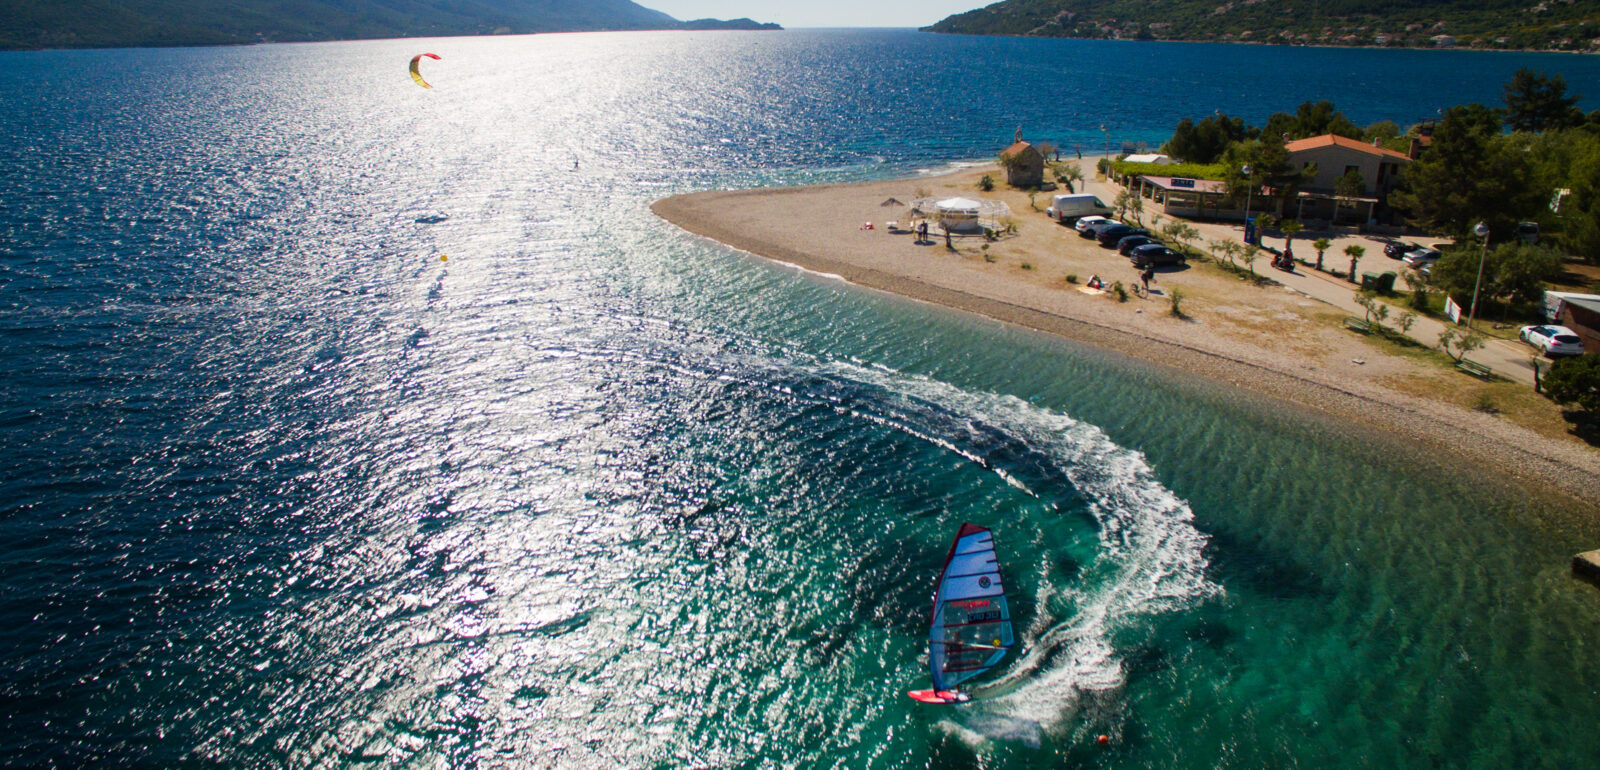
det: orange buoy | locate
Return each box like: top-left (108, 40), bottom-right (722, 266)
top-left (1096, 734), bottom-right (1109, 746)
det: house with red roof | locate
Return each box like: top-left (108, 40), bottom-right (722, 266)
top-left (1283, 134), bottom-right (1413, 225)
top-left (999, 140), bottom-right (1044, 187)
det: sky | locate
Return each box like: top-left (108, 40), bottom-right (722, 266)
top-left (643, 1), bottom-right (986, 29)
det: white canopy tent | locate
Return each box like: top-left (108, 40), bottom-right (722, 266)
top-left (910, 197), bottom-right (1012, 233)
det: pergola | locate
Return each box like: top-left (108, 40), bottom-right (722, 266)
top-left (909, 197), bottom-right (1012, 233)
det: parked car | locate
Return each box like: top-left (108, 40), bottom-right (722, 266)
top-left (1402, 247), bottom-right (1442, 267)
top-left (1384, 241), bottom-right (1419, 260)
top-left (1074, 215), bottom-right (1111, 234)
top-left (1517, 221), bottom-right (1540, 245)
top-left (1117, 235), bottom-right (1160, 256)
top-left (1519, 325), bottom-right (1585, 357)
top-left (1130, 244), bottom-right (1185, 267)
top-left (1096, 225), bottom-right (1148, 247)
top-left (1080, 219), bottom-right (1121, 239)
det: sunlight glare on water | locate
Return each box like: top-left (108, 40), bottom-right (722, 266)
top-left (1, 30), bottom-right (1598, 768)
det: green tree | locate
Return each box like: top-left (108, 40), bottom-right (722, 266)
top-left (1053, 163), bottom-right (1084, 193)
top-left (1334, 169), bottom-right (1365, 222)
top-left (1438, 327), bottom-right (1485, 363)
top-left (1389, 104), bottom-right (1544, 237)
top-left (1223, 140), bottom-right (1306, 218)
top-left (1364, 120), bottom-right (1402, 144)
top-left (1211, 239), bottom-right (1240, 267)
top-left (1396, 310), bottom-right (1418, 336)
top-left (1163, 112), bottom-right (1252, 164)
top-left (1260, 101), bottom-right (1362, 142)
top-left (1502, 67), bottom-right (1584, 133)
top-left (1429, 242), bottom-right (1564, 311)
top-left (1557, 133), bottom-right (1600, 264)
top-left (1344, 244), bottom-right (1365, 283)
top-left (1542, 355), bottom-right (1600, 412)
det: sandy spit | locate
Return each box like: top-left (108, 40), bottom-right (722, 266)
top-left (651, 168), bottom-right (1600, 514)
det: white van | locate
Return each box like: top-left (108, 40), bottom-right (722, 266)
top-left (1046, 193), bottom-right (1113, 224)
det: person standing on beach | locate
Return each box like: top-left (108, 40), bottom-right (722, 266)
top-left (1139, 266), bottom-right (1155, 295)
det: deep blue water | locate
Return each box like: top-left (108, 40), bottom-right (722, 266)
top-left (2, 29), bottom-right (1598, 767)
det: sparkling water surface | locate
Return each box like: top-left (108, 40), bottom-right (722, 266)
top-left (2, 30), bottom-right (1598, 767)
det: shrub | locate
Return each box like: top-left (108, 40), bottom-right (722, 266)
top-left (1543, 355), bottom-right (1600, 412)
top-left (1065, 273), bottom-right (1078, 284)
top-left (1111, 281), bottom-right (1129, 302)
top-left (978, 175), bottom-right (995, 191)
top-left (1021, 262), bottom-right (1034, 270)
top-left (1108, 160), bottom-right (1228, 180)
top-left (1168, 286), bottom-right (1186, 317)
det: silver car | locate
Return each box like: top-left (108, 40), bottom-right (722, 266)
top-left (1402, 247), bottom-right (1442, 267)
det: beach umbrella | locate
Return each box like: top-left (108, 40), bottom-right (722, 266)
top-left (881, 197), bottom-right (904, 207)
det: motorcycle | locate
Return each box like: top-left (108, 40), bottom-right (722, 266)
top-left (1271, 253), bottom-right (1295, 272)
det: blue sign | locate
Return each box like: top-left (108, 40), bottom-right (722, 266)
top-left (1170, 177), bottom-right (1195, 189)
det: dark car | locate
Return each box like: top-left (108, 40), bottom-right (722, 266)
top-left (1096, 225), bottom-right (1147, 247)
top-left (1117, 235), bottom-right (1159, 256)
top-left (1130, 244), bottom-right (1185, 268)
top-left (1384, 241), bottom-right (1419, 259)
top-left (1080, 219), bottom-right (1122, 239)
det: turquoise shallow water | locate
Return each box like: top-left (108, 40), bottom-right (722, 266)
top-left (1, 29), bottom-right (1598, 767)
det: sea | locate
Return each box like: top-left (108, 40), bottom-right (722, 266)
top-left (2, 29), bottom-right (1598, 767)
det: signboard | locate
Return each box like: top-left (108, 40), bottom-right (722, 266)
top-left (1170, 177), bottom-right (1195, 189)
top-left (1444, 296), bottom-right (1462, 324)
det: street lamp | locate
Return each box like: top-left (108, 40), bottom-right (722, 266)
top-left (1468, 221), bottom-right (1489, 328)
top-left (1241, 164), bottom-right (1254, 244)
top-left (1100, 124), bottom-right (1109, 178)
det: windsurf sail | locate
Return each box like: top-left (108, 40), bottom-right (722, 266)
top-left (908, 522), bottom-right (1014, 704)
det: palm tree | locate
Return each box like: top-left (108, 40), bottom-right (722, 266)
top-left (1344, 244), bottom-right (1365, 283)
top-left (1280, 220), bottom-right (1303, 262)
top-left (1312, 238), bottom-right (1332, 271)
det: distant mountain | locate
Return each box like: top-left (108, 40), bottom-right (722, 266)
top-left (924, 0), bottom-right (1600, 52)
top-left (0, 0), bottom-right (780, 50)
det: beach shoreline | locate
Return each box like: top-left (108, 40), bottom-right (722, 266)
top-left (652, 166), bottom-right (1600, 513)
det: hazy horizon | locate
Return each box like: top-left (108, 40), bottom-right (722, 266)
top-left (643, 0), bottom-right (980, 28)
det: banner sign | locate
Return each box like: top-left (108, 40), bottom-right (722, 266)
top-left (1444, 296), bottom-right (1462, 324)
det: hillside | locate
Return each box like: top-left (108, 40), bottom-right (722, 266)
top-left (925, 0), bottom-right (1600, 52)
top-left (0, 0), bottom-right (778, 50)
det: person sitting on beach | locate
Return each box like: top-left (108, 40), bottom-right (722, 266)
top-left (860, 222), bottom-right (874, 230)
top-left (1086, 275), bottom-right (1102, 289)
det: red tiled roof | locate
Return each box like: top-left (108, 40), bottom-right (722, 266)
top-left (1001, 141), bottom-right (1039, 158)
top-left (1283, 134), bottom-right (1412, 161)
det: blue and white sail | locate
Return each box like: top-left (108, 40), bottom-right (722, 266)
top-left (910, 523), bottom-right (1015, 703)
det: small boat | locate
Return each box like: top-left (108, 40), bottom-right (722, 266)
top-left (907, 523), bottom-right (1015, 705)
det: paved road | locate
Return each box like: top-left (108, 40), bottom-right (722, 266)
top-left (1077, 173), bottom-right (1542, 385)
